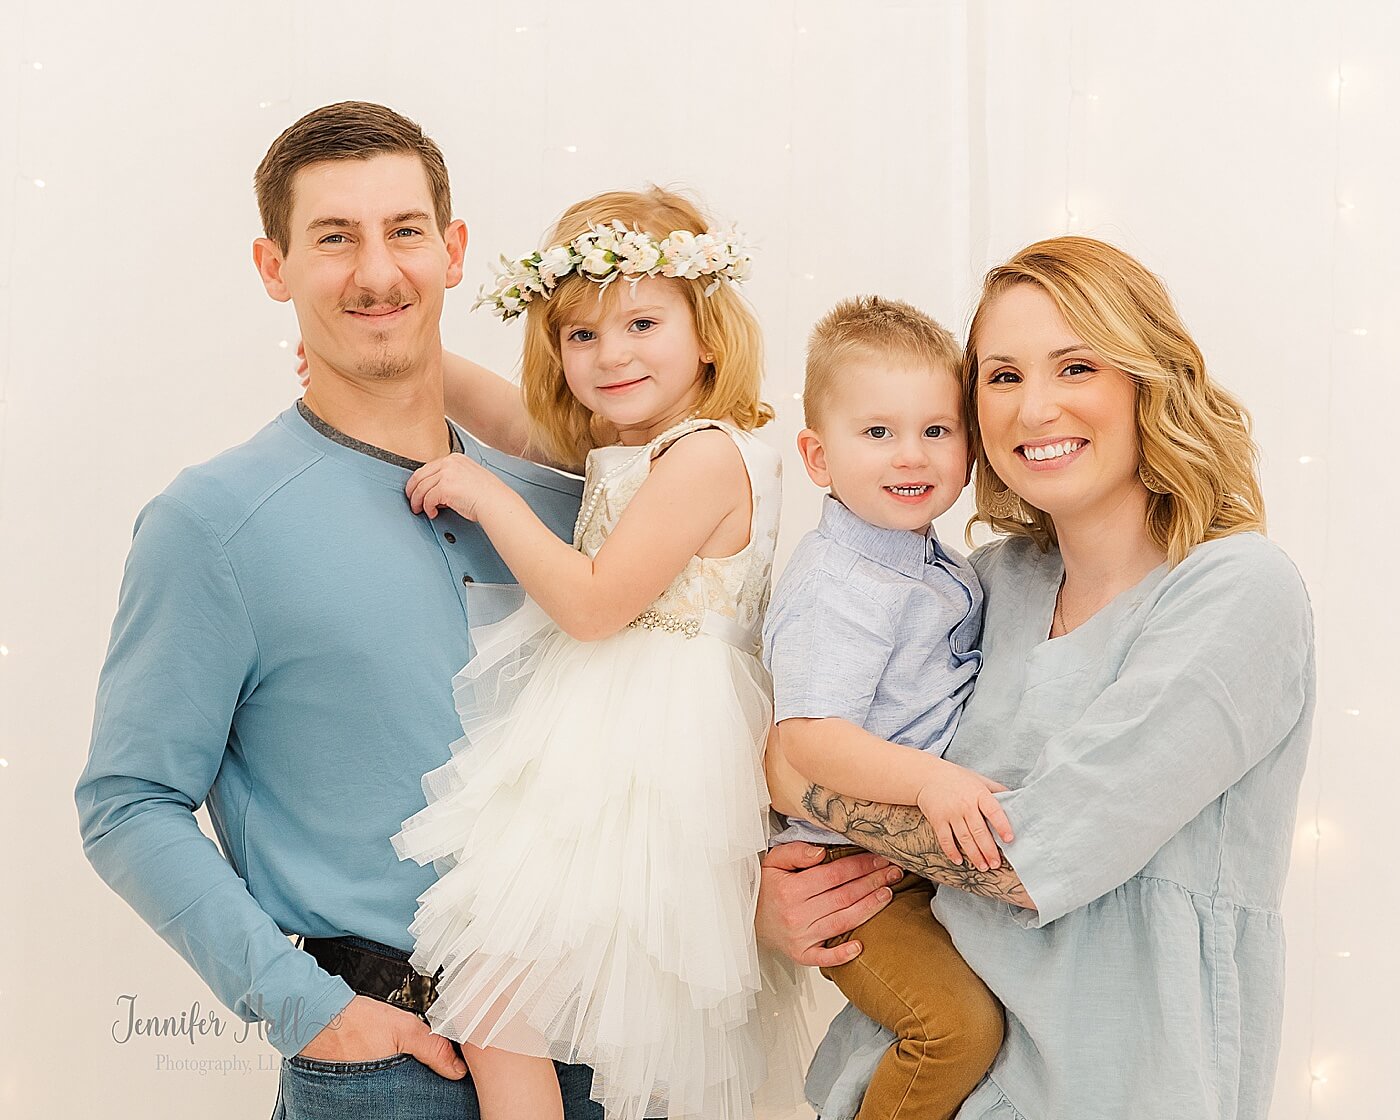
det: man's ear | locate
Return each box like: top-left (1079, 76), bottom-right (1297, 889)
top-left (796, 428), bottom-right (831, 489)
top-left (252, 238), bottom-right (291, 303)
top-left (444, 219), bottom-right (468, 289)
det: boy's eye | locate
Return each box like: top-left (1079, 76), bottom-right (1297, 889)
top-left (630, 318), bottom-right (656, 332)
top-left (567, 328), bottom-right (595, 343)
top-left (865, 426), bottom-right (890, 439)
top-left (925, 425), bottom-right (946, 438)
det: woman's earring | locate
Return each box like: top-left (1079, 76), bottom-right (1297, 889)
top-left (984, 481), bottom-right (1022, 520)
top-left (702, 353), bottom-right (715, 363)
top-left (1139, 462), bottom-right (1170, 494)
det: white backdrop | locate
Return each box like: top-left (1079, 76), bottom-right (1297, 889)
top-left (2, 2), bottom-right (1394, 1117)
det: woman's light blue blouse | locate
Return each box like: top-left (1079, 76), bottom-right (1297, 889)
top-left (805, 532), bottom-right (1315, 1120)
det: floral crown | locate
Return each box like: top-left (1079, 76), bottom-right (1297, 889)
top-left (473, 220), bottom-right (755, 321)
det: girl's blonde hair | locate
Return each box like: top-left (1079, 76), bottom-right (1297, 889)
top-left (520, 187), bottom-right (771, 469)
top-left (963, 236), bottom-right (1265, 566)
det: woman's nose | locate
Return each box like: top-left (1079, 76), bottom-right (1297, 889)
top-left (1017, 375), bottom-right (1063, 427)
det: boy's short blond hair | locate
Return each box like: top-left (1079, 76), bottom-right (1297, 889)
top-left (803, 295), bottom-right (962, 428)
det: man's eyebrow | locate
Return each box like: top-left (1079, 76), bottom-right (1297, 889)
top-left (306, 216), bottom-right (358, 233)
top-left (305, 210), bottom-right (434, 233)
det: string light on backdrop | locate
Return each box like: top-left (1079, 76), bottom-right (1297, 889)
top-left (1, 42), bottom-right (36, 786)
top-left (1301, 9), bottom-right (1357, 1104)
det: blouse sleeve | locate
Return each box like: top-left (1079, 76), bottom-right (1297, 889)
top-left (997, 535), bottom-right (1314, 926)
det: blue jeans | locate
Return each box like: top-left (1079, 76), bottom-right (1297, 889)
top-left (273, 936), bottom-right (603, 1118)
top-left (272, 1053), bottom-right (604, 1119)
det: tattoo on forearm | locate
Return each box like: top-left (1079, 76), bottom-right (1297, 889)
top-left (802, 784), bottom-right (1035, 909)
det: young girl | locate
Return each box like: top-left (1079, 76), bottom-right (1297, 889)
top-left (388, 188), bottom-right (809, 1120)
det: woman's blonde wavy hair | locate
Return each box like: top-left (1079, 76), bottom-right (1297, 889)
top-left (963, 236), bottom-right (1264, 566)
top-left (518, 187), bottom-right (771, 470)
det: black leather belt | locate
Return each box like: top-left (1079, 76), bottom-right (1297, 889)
top-left (300, 935), bottom-right (441, 1019)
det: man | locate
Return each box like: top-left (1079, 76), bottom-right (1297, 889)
top-left (75, 101), bottom-right (602, 1117)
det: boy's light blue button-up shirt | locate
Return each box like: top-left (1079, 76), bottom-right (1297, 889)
top-left (806, 532), bottom-right (1315, 1120)
top-left (762, 495), bottom-right (982, 846)
top-left (75, 404), bottom-right (581, 1057)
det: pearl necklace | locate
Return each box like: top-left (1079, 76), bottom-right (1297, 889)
top-left (571, 417), bottom-right (717, 544)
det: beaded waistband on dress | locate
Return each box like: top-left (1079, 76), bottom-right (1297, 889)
top-left (628, 608), bottom-right (759, 655)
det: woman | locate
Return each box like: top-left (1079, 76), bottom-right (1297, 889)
top-left (761, 236), bottom-right (1315, 1120)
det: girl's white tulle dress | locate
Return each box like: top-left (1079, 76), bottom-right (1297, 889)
top-left (391, 419), bottom-right (812, 1120)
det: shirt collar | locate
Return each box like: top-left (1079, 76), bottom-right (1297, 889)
top-left (818, 494), bottom-right (948, 578)
top-left (295, 398), bottom-right (463, 468)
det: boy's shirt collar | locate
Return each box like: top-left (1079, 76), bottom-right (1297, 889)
top-left (817, 494), bottom-right (958, 578)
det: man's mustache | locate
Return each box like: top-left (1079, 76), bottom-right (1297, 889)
top-left (340, 289), bottom-right (412, 312)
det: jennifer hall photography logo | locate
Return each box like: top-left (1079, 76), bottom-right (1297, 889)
top-left (110, 993), bottom-right (333, 1074)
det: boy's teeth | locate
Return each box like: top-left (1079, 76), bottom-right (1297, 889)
top-left (1022, 440), bottom-right (1083, 461)
top-left (887, 485), bottom-right (929, 495)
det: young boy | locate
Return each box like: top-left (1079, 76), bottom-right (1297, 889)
top-left (763, 296), bottom-right (1010, 1120)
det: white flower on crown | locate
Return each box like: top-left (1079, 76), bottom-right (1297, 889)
top-left (617, 230), bottom-right (662, 274)
top-left (659, 230), bottom-right (705, 280)
top-left (579, 246), bottom-right (613, 277)
top-left (536, 245), bottom-right (576, 285)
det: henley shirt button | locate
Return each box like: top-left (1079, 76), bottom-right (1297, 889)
top-left (443, 532), bottom-right (456, 544)
top-left (462, 574), bottom-right (474, 586)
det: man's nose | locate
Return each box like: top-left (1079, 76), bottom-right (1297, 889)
top-left (353, 237), bottom-right (406, 296)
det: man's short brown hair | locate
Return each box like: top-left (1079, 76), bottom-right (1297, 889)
top-left (254, 101), bottom-right (452, 252)
top-left (803, 295), bottom-right (963, 428)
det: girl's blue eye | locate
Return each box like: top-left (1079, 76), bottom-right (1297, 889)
top-left (631, 318), bottom-right (656, 332)
top-left (866, 426), bottom-right (890, 439)
top-left (568, 329), bottom-right (595, 343)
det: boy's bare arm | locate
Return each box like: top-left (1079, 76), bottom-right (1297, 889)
top-left (781, 717), bottom-right (951, 805)
top-left (770, 718), bottom-right (1014, 872)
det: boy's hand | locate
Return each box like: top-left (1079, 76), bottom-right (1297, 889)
top-left (915, 758), bottom-right (1014, 872)
top-left (406, 454), bottom-right (508, 522)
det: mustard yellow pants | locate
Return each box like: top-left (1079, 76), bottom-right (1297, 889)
top-left (820, 845), bottom-right (1005, 1120)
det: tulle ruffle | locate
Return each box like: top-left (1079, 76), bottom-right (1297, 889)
top-left (392, 589), bottom-right (813, 1119)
